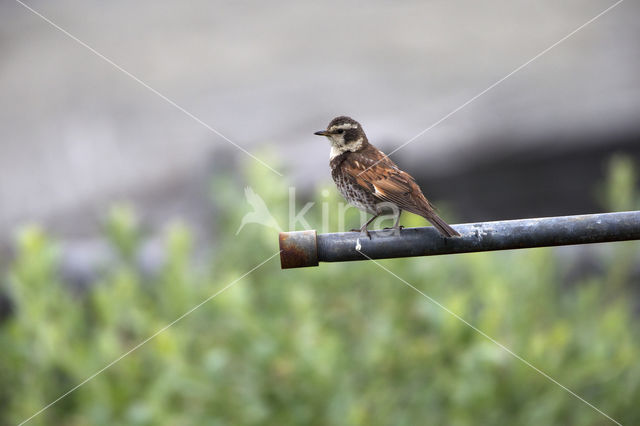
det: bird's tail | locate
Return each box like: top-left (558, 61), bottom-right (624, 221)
top-left (425, 212), bottom-right (460, 237)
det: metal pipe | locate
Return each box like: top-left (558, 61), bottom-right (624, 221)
top-left (279, 211), bottom-right (640, 268)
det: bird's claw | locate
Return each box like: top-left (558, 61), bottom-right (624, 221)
top-left (383, 225), bottom-right (404, 236)
top-left (351, 228), bottom-right (371, 239)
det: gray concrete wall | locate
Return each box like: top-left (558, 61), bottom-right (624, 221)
top-left (1, 0), bottom-right (639, 242)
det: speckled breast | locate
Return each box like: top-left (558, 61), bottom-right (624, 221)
top-left (331, 167), bottom-right (379, 215)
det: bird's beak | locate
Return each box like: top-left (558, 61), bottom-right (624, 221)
top-left (314, 130), bottom-right (329, 136)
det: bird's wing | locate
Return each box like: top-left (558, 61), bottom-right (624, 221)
top-left (342, 152), bottom-right (433, 215)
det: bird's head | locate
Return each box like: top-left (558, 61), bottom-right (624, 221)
top-left (314, 116), bottom-right (368, 158)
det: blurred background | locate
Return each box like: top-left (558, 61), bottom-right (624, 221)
top-left (1, 0), bottom-right (640, 424)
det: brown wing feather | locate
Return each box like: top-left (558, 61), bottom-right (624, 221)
top-left (339, 147), bottom-right (460, 237)
top-left (342, 149), bottom-right (432, 217)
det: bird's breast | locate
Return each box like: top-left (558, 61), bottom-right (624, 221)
top-left (331, 165), bottom-right (379, 214)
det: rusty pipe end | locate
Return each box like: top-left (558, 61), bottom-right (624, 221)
top-left (279, 230), bottom-right (319, 269)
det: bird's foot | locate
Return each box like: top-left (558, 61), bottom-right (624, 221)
top-left (351, 228), bottom-right (372, 239)
top-left (383, 225), bottom-right (404, 236)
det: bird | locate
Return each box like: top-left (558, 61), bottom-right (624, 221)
top-left (314, 116), bottom-right (460, 238)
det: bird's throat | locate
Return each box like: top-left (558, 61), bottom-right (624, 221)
top-left (329, 138), bottom-right (364, 160)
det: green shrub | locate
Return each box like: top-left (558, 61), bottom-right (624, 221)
top-left (1, 157), bottom-right (639, 425)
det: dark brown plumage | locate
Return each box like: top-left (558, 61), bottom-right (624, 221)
top-left (314, 116), bottom-right (460, 238)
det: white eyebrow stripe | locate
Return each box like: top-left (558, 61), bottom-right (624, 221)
top-left (329, 123), bottom-right (358, 131)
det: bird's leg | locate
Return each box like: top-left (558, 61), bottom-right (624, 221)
top-left (384, 210), bottom-right (404, 235)
top-left (350, 214), bottom-right (379, 239)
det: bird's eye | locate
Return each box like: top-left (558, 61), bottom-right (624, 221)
top-left (337, 129), bottom-right (345, 134)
